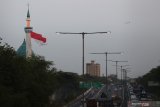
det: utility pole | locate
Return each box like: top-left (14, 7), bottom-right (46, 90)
top-left (91, 52), bottom-right (121, 93)
top-left (120, 65), bottom-right (130, 106)
top-left (56, 31), bottom-right (110, 107)
top-left (122, 68), bottom-right (131, 107)
top-left (120, 65), bottom-right (130, 84)
top-left (56, 32), bottom-right (110, 75)
top-left (123, 68), bottom-right (131, 81)
top-left (111, 60), bottom-right (128, 80)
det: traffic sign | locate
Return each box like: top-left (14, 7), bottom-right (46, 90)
top-left (92, 82), bottom-right (103, 88)
top-left (79, 81), bottom-right (91, 88)
top-left (79, 81), bottom-right (104, 89)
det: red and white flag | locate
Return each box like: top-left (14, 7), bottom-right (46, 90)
top-left (30, 31), bottom-right (46, 43)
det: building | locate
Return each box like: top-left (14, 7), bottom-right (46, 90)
top-left (17, 7), bottom-right (33, 58)
top-left (17, 6), bottom-right (46, 57)
top-left (17, 39), bottom-right (26, 57)
top-left (24, 7), bottom-right (33, 58)
top-left (86, 60), bottom-right (100, 77)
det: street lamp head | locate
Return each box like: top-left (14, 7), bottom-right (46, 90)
top-left (107, 31), bottom-right (111, 34)
top-left (90, 31), bottom-right (111, 34)
top-left (56, 32), bottom-right (60, 34)
top-left (107, 60), bottom-right (113, 62)
top-left (90, 52), bottom-right (106, 54)
top-left (111, 60), bottom-right (128, 63)
top-left (120, 65), bottom-right (130, 68)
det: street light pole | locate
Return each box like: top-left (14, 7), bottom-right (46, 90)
top-left (111, 60), bottom-right (128, 80)
top-left (106, 53), bottom-right (108, 90)
top-left (123, 68), bottom-right (131, 107)
top-left (82, 33), bottom-right (84, 76)
top-left (121, 66), bottom-right (123, 83)
top-left (56, 31), bottom-right (110, 106)
top-left (120, 65), bottom-right (130, 84)
top-left (123, 68), bottom-right (131, 81)
top-left (56, 32), bottom-right (110, 76)
top-left (91, 52), bottom-right (121, 92)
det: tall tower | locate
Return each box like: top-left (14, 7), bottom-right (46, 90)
top-left (86, 60), bottom-right (100, 77)
top-left (24, 7), bottom-right (33, 58)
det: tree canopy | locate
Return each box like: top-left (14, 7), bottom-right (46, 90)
top-left (0, 40), bottom-right (107, 107)
top-left (136, 66), bottom-right (160, 100)
top-left (0, 41), bottom-right (56, 107)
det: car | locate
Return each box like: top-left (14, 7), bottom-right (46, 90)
top-left (130, 92), bottom-right (135, 96)
top-left (142, 90), bottom-right (146, 94)
top-left (140, 93), bottom-right (148, 101)
top-left (130, 90), bottom-right (134, 94)
top-left (129, 100), bottom-right (140, 107)
top-left (114, 87), bottom-right (118, 91)
top-left (131, 95), bottom-right (137, 100)
top-left (129, 86), bottom-right (133, 90)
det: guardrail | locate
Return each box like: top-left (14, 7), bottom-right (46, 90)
top-left (94, 85), bottom-right (106, 99)
top-left (66, 88), bottom-right (93, 107)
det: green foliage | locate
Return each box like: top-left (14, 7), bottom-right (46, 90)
top-left (49, 71), bottom-right (81, 107)
top-left (80, 74), bottom-right (106, 84)
top-left (0, 40), bottom-right (83, 107)
top-left (136, 66), bottom-right (160, 100)
top-left (0, 40), bottom-right (108, 107)
top-left (0, 41), bottom-right (55, 107)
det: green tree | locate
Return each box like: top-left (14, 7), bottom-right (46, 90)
top-left (136, 66), bottom-right (160, 100)
top-left (0, 40), bottom-right (55, 107)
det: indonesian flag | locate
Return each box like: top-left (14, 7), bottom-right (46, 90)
top-left (30, 31), bottom-right (46, 43)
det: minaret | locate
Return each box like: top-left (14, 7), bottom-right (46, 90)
top-left (24, 6), bottom-right (33, 58)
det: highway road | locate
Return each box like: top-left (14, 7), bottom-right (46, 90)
top-left (66, 82), bottom-right (160, 107)
top-left (127, 83), bottom-right (160, 107)
top-left (67, 83), bottom-right (123, 107)
top-left (66, 87), bottom-right (99, 107)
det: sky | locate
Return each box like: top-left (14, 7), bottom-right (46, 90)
top-left (0, 0), bottom-right (160, 78)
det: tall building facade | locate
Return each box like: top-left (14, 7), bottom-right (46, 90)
top-left (86, 60), bottom-right (100, 77)
top-left (25, 8), bottom-right (33, 58)
top-left (17, 7), bottom-right (33, 57)
top-left (17, 39), bottom-right (26, 57)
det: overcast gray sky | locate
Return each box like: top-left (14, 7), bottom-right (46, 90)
top-left (1, 0), bottom-right (160, 78)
